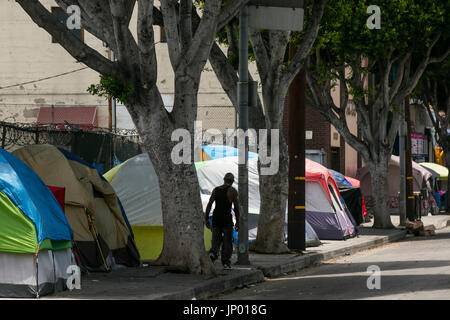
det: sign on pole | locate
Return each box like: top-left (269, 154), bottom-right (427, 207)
top-left (249, 0), bottom-right (304, 31)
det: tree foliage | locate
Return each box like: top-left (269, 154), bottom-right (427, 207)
top-left (87, 75), bottom-right (133, 105)
top-left (304, 0), bottom-right (449, 227)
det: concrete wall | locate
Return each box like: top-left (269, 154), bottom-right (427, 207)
top-left (0, 1), bottom-right (252, 131)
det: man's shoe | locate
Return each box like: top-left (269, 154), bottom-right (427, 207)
top-left (223, 263), bottom-right (232, 270)
top-left (209, 252), bottom-right (216, 262)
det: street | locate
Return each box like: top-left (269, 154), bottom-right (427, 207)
top-left (217, 226), bottom-right (450, 300)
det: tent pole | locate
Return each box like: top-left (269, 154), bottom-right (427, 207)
top-left (85, 209), bottom-right (109, 272)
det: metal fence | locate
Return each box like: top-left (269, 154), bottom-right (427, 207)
top-left (197, 105), bottom-right (238, 144)
top-left (0, 121), bottom-right (141, 174)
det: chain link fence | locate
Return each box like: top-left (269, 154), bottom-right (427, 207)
top-left (197, 105), bottom-right (238, 144)
top-left (0, 103), bottom-right (238, 171)
top-left (0, 121), bottom-right (141, 174)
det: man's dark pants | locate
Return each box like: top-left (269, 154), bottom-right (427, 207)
top-left (209, 226), bottom-right (234, 266)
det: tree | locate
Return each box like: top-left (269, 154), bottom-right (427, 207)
top-left (414, 56), bottom-right (450, 211)
top-left (206, 0), bottom-right (328, 253)
top-left (16, 0), bottom-right (249, 274)
top-left (305, 0), bottom-right (450, 228)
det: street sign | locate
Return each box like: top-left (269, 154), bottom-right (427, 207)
top-left (248, 0), bottom-right (304, 31)
top-left (249, 0), bottom-right (304, 8)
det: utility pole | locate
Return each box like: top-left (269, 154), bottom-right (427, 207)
top-left (405, 96), bottom-right (414, 221)
top-left (237, 5), bottom-right (250, 265)
top-left (287, 41), bottom-right (306, 251)
top-left (399, 100), bottom-right (407, 226)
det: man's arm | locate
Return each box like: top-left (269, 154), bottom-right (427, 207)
top-left (232, 189), bottom-right (240, 231)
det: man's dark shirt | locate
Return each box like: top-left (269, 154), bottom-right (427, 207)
top-left (212, 186), bottom-right (234, 227)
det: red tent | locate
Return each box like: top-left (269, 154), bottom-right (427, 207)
top-left (305, 158), bottom-right (341, 202)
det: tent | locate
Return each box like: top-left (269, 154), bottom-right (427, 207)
top-left (12, 144), bottom-right (140, 271)
top-left (328, 169), bottom-right (366, 225)
top-left (0, 149), bottom-right (74, 298)
top-left (305, 159), bottom-right (356, 240)
top-left (103, 153), bottom-right (212, 261)
top-left (357, 155), bottom-right (438, 215)
top-left (419, 162), bottom-right (448, 181)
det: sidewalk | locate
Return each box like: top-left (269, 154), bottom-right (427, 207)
top-left (40, 214), bottom-right (450, 300)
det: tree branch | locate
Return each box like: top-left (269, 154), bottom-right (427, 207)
top-left (249, 28), bottom-right (270, 82)
top-left (17, 0), bottom-right (121, 79)
top-left (217, 0), bottom-right (249, 31)
top-left (280, 0), bottom-right (328, 89)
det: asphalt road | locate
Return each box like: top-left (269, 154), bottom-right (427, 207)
top-left (216, 226), bottom-right (450, 300)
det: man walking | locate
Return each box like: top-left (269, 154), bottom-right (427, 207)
top-left (204, 172), bottom-right (240, 270)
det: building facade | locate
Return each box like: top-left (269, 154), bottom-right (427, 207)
top-left (0, 0), bottom-right (241, 132)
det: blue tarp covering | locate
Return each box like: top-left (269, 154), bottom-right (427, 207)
top-left (328, 169), bottom-right (352, 186)
top-left (0, 149), bottom-right (73, 244)
top-left (202, 145), bottom-right (259, 160)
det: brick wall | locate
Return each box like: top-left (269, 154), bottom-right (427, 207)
top-left (283, 97), bottom-right (332, 168)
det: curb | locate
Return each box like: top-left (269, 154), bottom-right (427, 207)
top-left (158, 269), bottom-right (265, 300)
top-left (429, 217), bottom-right (450, 230)
top-left (258, 230), bottom-right (407, 278)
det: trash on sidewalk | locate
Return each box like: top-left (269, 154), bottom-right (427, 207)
top-left (405, 219), bottom-right (436, 237)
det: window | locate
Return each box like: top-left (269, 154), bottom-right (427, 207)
top-left (51, 7), bottom-right (84, 43)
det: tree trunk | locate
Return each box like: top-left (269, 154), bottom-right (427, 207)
top-left (254, 102), bottom-right (290, 253)
top-left (368, 156), bottom-right (395, 229)
top-left (154, 160), bottom-right (214, 274)
top-left (255, 141), bottom-right (289, 253)
top-left (129, 95), bottom-right (215, 275)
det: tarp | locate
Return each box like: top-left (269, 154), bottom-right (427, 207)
top-left (12, 145), bottom-right (140, 270)
top-left (201, 145), bottom-right (259, 161)
top-left (328, 169), bottom-right (352, 186)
